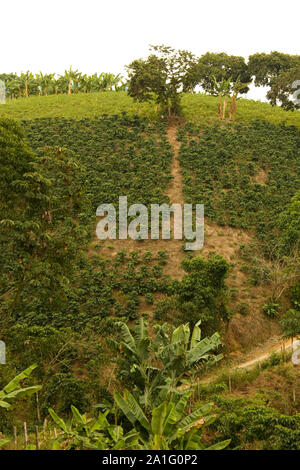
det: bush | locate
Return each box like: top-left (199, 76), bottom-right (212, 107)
top-left (237, 302), bottom-right (249, 316)
top-left (41, 373), bottom-right (89, 416)
top-left (263, 301), bottom-right (280, 319)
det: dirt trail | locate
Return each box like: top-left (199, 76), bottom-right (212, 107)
top-left (236, 337), bottom-right (297, 369)
top-left (164, 126), bottom-right (185, 279)
top-left (167, 126), bottom-right (184, 206)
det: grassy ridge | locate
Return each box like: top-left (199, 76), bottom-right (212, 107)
top-left (0, 91), bottom-right (300, 128)
top-left (0, 92), bottom-right (156, 120)
top-left (182, 94), bottom-right (300, 128)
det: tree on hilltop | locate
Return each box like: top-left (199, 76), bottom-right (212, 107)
top-left (126, 45), bottom-right (198, 117)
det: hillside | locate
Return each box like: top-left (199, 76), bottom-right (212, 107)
top-left (1, 91), bottom-right (300, 128)
top-left (1, 91), bottom-right (300, 450)
top-left (2, 92), bottom-right (298, 351)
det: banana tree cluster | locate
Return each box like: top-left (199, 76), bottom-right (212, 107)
top-left (109, 318), bottom-right (223, 411)
top-left (48, 320), bottom-right (229, 450)
top-left (0, 69), bottom-right (124, 99)
top-left (48, 393), bottom-right (229, 450)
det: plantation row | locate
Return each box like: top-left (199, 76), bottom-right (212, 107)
top-left (178, 120), bottom-right (300, 247)
top-left (24, 114), bottom-right (172, 212)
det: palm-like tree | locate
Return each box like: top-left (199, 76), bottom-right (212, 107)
top-left (35, 72), bottom-right (55, 95)
top-left (58, 67), bottom-right (81, 95)
top-left (212, 76), bottom-right (232, 119)
top-left (109, 318), bottom-right (222, 411)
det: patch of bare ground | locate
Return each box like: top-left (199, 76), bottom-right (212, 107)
top-left (253, 168), bottom-right (268, 185)
top-left (200, 222), bottom-right (280, 352)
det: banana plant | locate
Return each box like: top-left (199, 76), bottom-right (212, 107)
top-left (212, 76), bottom-right (232, 119)
top-left (35, 72), bottom-right (55, 96)
top-left (48, 392), bottom-right (230, 450)
top-left (229, 77), bottom-right (252, 120)
top-left (0, 363), bottom-right (41, 409)
top-left (57, 67), bottom-right (82, 95)
top-left (109, 319), bottom-right (222, 410)
top-left (18, 72), bottom-right (38, 98)
top-left (0, 363), bottom-right (41, 449)
top-left (48, 405), bottom-right (140, 450)
top-left (114, 389), bottom-right (230, 450)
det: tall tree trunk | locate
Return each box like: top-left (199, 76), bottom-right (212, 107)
top-left (222, 97), bottom-right (228, 120)
top-left (218, 102), bottom-right (222, 118)
top-left (229, 94), bottom-right (237, 120)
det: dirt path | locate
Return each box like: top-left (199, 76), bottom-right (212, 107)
top-left (163, 126), bottom-right (185, 279)
top-left (167, 126), bottom-right (184, 206)
top-left (236, 337), bottom-right (298, 369)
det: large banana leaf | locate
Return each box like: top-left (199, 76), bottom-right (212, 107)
top-left (116, 322), bottom-right (136, 352)
top-left (190, 320), bottom-right (202, 349)
top-left (134, 317), bottom-right (148, 344)
top-left (0, 363), bottom-right (41, 408)
top-left (48, 408), bottom-right (69, 433)
top-left (0, 385), bottom-right (41, 408)
top-left (151, 402), bottom-right (167, 436)
top-left (206, 439), bottom-right (231, 450)
top-left (71, 405), bottom-right (87, 426)
top-left (186, 333), bottom-right (221, 365)
top-left (177, 403), bottom-right (214, 433)
top-left (0, 363), bottom-right (39, 398)
top-left (114, 390), bottom-right (150, 432)
top-left (0, 400), bottom-right (10, 409)
top-left (172, 323), bottom-right (190, 345)
top-left (136, 337), bottom-right (151, 362)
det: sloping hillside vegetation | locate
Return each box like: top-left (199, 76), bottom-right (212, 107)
top-left (1, 92), bottom-right (300, 450)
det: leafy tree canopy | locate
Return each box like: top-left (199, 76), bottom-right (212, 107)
top-left (126, 45), bottom-right (197, 116)
top-left (195, 52), bottom-right (251, 95)
top-left (248, 51), bottom-right (300, 87)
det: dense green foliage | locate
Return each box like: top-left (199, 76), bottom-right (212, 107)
top-left (110, 319), bottom-right (222, 409)
top-left (0, 70), bottom-right (123, 99)
top-left (212, 397), bottom-right (300, 450)
top-left (0, 115), bottom-right (174, 329)
top-left (127, 45), bottom-right (197, 116)
top-left (0, 119), bottom-right (90, 328)
top-left (155, 255), bottom-right (230, 336)
top-left (248, 51), bottom-right (300, 110)
top-left (23, 114), bottom-right (172, 211)
top-left (48, 320), bottom-right (229, 450)
top-left (178, 120), bottom-right (300, 243)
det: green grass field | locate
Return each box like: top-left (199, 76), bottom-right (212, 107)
top-left (0, 91), bottom-right (300, 128)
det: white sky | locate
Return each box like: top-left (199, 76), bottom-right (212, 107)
top-left (1, 0), bottom-right (299, 100)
